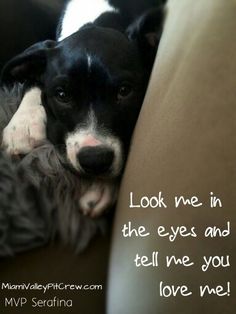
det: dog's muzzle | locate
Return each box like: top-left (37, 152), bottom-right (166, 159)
top-left (66, 131), bottom-right (123, 177)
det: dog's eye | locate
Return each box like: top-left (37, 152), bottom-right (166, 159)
top-left (54, 87), bottom-right (71, 103)
top-left (117, 84), bottom-right (133, 100)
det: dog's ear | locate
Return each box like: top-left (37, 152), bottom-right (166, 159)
top-left (126, 6), bottom-right (165, 68)
top-left (1, 40), bottom-right (56, 85)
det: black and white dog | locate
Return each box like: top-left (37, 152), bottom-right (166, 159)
top-left (1, 0), bottom-right (165, 217)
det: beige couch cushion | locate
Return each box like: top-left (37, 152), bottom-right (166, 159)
top-left (108, 0), bottom-right (236, 313)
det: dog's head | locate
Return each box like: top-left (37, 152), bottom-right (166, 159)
top-left (1, 7), bottom-right (164, 179)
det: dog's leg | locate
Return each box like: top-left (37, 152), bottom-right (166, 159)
top-left (79, 180), bottom-right (118, 218)
top-left (1, 87), bottom-right (46, 155)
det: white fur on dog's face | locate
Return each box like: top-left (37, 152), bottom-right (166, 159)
top-left (65, 109), bottom-right (123, 177)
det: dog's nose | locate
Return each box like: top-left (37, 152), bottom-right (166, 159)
top-left (77, 145), bottom-right (114, 175)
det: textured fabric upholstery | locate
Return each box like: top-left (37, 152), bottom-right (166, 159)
top-left (107, 0), bottom-right (236, 312)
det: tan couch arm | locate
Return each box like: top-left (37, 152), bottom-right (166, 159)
top-left (107, 0), bottom-right (236, 313)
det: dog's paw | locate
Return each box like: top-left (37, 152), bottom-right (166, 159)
top-left (2, 105), bottom-right (46, 155)
top-left (2, 98), bottom-right (46, 155)
top-left (79, 181), bottom-right (117, 218)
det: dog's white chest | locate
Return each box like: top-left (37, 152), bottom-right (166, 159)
top-left (59, 0), bottom-right (117, 41)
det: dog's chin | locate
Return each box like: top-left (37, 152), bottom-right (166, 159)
top-left (61, 158), bottom-right (120, 218)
